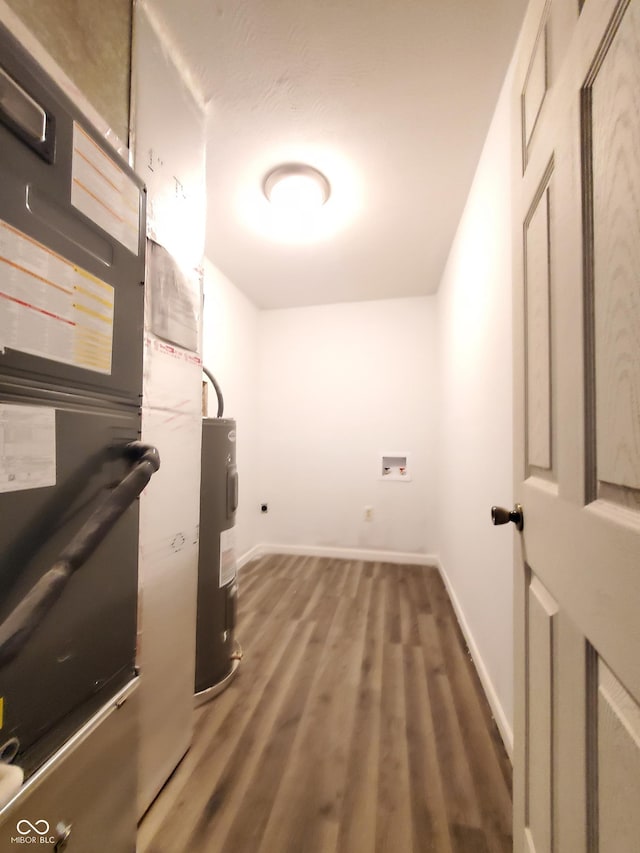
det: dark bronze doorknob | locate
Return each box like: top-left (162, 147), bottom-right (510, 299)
top-left (491, 504), bottom-right (524, 531)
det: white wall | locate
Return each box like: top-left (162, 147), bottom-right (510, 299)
top-left (202, 259), bottom-right (261, 562)
top-left (436, 64), bottom-right (514, 750)
top-left (257, 297), bottom-right (438, 558)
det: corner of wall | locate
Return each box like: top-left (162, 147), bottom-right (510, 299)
top-left (434, 56), bottom-right (516, 751)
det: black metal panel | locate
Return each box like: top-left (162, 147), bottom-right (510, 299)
top-left (0, 386), bottom-right (140, 777)
top-left (195, 418), bottom-right (237, 694)
top-left (0, 21), bottom-right (146, 781)
top-left (0, 22), bottom-right (145, 405)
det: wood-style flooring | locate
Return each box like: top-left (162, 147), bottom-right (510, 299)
top-left (138, 554), bottom-right (512, 853)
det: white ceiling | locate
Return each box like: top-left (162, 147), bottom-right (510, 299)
top-left (148, 0), bottom-right (526, 309)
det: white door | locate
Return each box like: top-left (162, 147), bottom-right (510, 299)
top-left (510, 0), bottom-right (640, 850)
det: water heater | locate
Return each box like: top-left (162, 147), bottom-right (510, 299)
top-left (195, 417), bottom-right (239, 702)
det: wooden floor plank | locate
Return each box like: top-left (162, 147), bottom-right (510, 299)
top-left (383, 567), bottom-right (402, 644)
top-left (398, 565), bottom-right (422, 646)
top-left (403, 644), bottom-right (454, 853)
top-left (375, 640), bottom-right (413, 853)
top-left (138, 556), bottom-right (512, 853)
top-left (335, 576), bottom-right (383, 853)
top-left (342, 559), bottom-right (365, 599)
top-left (418, 611), bottom-right (483, 832)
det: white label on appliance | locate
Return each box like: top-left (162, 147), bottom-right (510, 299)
top-left (71, 122), bottom-right (140, 254)
top-left (147, 240), bottom-right (200, 352)
top-left (220, 527), bottom-right (237, 588)
top-left (0, 405), bottom-right (56, 492)
top-left (0, 219), bottom-right (114, 374)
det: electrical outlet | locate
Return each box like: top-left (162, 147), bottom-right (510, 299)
top-left (364, 506), bottom-right (373, 522)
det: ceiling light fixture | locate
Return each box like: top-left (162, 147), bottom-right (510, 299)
top-left (263, 163), bottom-right (331, 212)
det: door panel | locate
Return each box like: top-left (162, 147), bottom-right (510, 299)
top-left (526, 575), bottom-right (557, 853)
top-left (522, 17), bottom-right (549, 157)
top-left (525, 170), bottom-right (554, 475)
top-left (596, 659), bottom-right (640, 851)
top-left (513, 1), bottom-right (640, 851)
top-left (589, 0), bottom-right (640, 499)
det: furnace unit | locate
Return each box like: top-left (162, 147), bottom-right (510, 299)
top-left (0, 21), bottom-right (152, 850)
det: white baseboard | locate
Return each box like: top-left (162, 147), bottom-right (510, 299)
top-left (255, 542), bottom-right (437, 566)
top-left (237, 543), bottom-right (264, 569)
top-left (436, 557), bottom-right (513, 758)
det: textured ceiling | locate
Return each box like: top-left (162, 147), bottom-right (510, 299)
top-left (148, 0), bottom-right (526, 308)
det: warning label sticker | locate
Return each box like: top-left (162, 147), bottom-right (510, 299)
top-left (220, 528), bottom-right (237, 588)
top-left (0, 405), bottom-right (56, 493)
top-left (0, 219), bottom-right (114, 374)
top-left (71, 122), bottom-right (140, 255)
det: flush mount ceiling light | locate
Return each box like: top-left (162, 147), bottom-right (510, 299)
top-left (237, 151), bottom-right (359, 244)
top-left (263, 163), bottom-right (331, 212)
